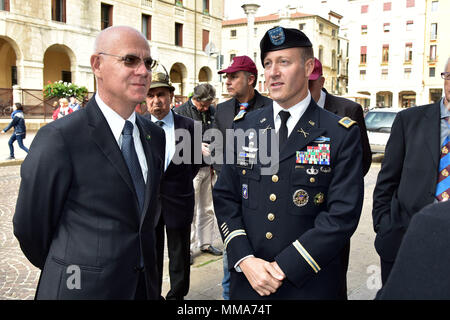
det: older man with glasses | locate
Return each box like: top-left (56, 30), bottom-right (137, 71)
top-left (13, 26), bottom-right (165, 300)
top-left (373, 56), bottom-right (450, 287)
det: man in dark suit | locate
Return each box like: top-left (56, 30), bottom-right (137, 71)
top-left (308, 57), bottom-right (372, 299)
top-left (377, 200), bottom-right (450, 299)
top-left (12, 26), bottom-right (165, 300)
top-left (213, 55), bottom-right (272, 300)
top-left (213, 26), bottom-right (364, 299)
top-left (372, 57), bottom-right (450, 285)
top-left (144, 69), bottom-right (199, 300)
top-left (308, 58), bottom-right (371, 176)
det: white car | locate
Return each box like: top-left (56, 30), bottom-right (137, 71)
top-left (365, 108), bottom-right (402, 154)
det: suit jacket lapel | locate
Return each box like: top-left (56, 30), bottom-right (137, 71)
top-left (279, 101), bottom-right (326, 163)
top-left (86, 100), bottom-right (137, 201)
top-left (423, 101), bottom-right (441, 168)
top-left (136, 116), bottom-right (156, 224)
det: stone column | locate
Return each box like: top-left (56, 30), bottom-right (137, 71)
top-left (241, 3), bottom-right (260, 57)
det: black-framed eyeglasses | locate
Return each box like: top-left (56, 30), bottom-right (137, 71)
top-left (98, 52), bottom-right (157, 71)
top-left (441, 72), bottom-right (450, 80)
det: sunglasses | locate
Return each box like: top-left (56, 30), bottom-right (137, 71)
top-left (98, 52), bottom-right (157, 71)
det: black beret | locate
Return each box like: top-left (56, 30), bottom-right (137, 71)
top-left (260, 26), bottom-right (313, 65)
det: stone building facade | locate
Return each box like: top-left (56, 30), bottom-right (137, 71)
top-left (0, 0), bottom-right (223, 113)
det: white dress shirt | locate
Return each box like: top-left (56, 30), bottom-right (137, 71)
top-left (316, 89), bottom-right (326, 108)
top-left (95, 93), bottom-right (148, 183)
top-left (272, 91), bottom-right (312, 137)
top-left (150, 110), bottom-right (175, 172)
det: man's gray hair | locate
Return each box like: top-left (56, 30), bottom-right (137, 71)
top-left (192, 83), bottom-right (216, 101)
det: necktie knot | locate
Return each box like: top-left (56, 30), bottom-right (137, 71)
top-left (279, 110), bottom-right (291, 124)
top-left (122, 120), bottom-right (134, 136)
top-left (239, 103), bottom-right (249, 111)
top-left (156, 120), bottom-right (164, 127)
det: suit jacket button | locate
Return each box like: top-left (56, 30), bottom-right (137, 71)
top-left (269, 194), bottom-right (276, 202)
top-left (266, 232), bottom-right (273, 240)
top-left (267, 213), bottom-right (275, 221)
top-left (272, 175), bottom-right (279, 183)
top-left (242, 169), bottom-right (246, 175)
top-left (310, 177), bottom-right (316, 183)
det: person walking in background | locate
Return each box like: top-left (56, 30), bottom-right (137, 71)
top-left (1, 102), bottom-right (29, 160)
top-left (174, 83), bottom-right (222, 264)
top-left (213, 55), bottom-right (272, 300)
top-left (372, 57), bottom-right (450, 285)
top-left (68, 95), bottom-right (82, 112)
top-left (52, 97), bottom-right (73, 120)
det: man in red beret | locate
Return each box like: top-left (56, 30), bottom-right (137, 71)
top-left (212, 55), bottom-right (272, 299)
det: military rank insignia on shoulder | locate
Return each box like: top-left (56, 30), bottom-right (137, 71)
top-left (338, 117), bottom-right (356, 129)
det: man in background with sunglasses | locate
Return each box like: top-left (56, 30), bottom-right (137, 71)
top-left (373, 56), bottom-right (450, 287)
top-left (13, 26), bottom-right (165, 300)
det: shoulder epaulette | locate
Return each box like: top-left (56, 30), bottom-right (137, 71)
top-left (338, 117), bottom-right (356, 129)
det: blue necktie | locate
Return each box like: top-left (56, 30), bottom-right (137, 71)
top-left (121, 120), bottom-right (146, 211)
top-left (436, 134), bottom-right (450, 202)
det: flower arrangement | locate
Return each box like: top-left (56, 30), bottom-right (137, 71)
top-left (43, 80), bottom-right (88, 100)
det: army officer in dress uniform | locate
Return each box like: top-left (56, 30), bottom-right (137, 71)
top-left (212, 26), bottom-right (364, 299)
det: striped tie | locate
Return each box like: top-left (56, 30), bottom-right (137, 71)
top-left (436, 135), bottom-right (450, 202)
top-left (233, 103), bottom-right (248, 121)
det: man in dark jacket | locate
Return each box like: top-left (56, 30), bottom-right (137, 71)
top-left (145, 69), bottom-right (199, 300)
top-left (174, 84), bottom-right (222, 263)
top-left (1, 102), bottom-right (29, 160)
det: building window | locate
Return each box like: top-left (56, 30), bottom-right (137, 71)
top-left (230, 53), bottom-right (236, 62)
top-left (431, 23), bottom-right (438, 40)
top-left (142, 14), bottom-right (151, 40)
top-left (359, 69), bottom-right (366, 80)
top-left (430, 45), bottom-right (437, 61)
top-left (382, 45), bottom-right (389, 63)
top-left (361, 5), bottom-right (368, 13)
top-left (175, 23), bottom-right (183, 46)
top-left (203, 0), bottom-right (209, 14)
top-left (0, 0), bottom-right (10, 11)
top-left (406, 20), bottom-right (413, 31)
top-left (202, 29), bottom-right (209, 51)
top-left (230, 29), bottom-right (236, 38)
top-left (101, 3), bottom-right (113, 30)
top-left (299, 23), bottom-right (305, 30)
top-left (52, 0), bottom-right (66, 22)
top-left (318, 23), bottom-right (324, 32)
top-left (406, 0), bottom-right (415, 8)
top-left (318, 47), bottom-right (323, 62)
top-left (383, 2), bottom-right (391, 11)
top-left (332, 50), bottom-right (336, 70)
top-left (404, 68), bottom-right (411, 79)
top-left (431, 1), bottom-right (439, 12)
top-left (383, 23), bottom-right (390, 32)
top-left (404, 43), bottom-right (413, 62)
top-left (381, 68), bottom-right (388, 79)
top-left (429, 67), bottom-right (435, 77)
top-left (361, 25), bottom-right (367, 34)
top-left (360, 46), bottom-right (367, 64)
top-left (11, 66), bottom-right (17, 85)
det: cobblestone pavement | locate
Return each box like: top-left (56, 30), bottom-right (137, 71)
top-left (0, 165), bottom-right (40, 300)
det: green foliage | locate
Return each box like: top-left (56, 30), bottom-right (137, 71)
top-left (43, 80), bottom-right (88, 100)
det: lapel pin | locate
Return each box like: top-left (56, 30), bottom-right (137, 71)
top-left (146, 134), bottom-right (151, 140)
top-left (262, 125), bottom-right (272, 134)
top-left (298, 128), bottom-right (309, 138)
top-left (309, 120), bottom-right (315, 126)
top-left (260, 118), bottom-right (266, 123)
